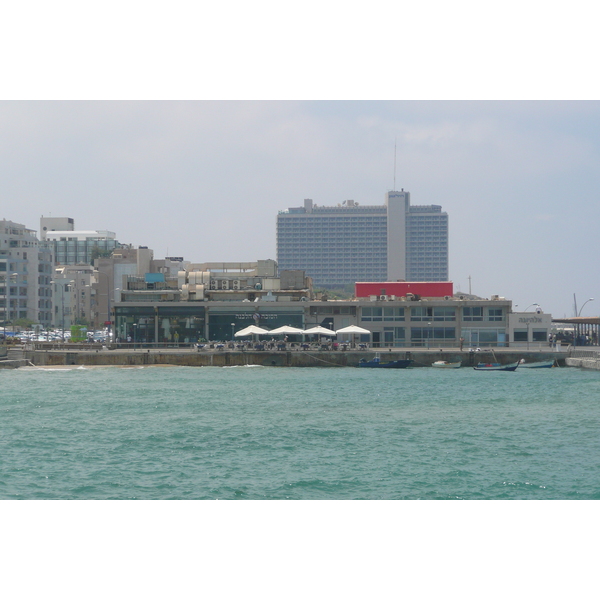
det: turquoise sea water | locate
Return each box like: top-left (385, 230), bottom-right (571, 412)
top-left (1, 364), bottom-right (600, 500)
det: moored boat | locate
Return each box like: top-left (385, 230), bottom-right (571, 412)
top-left (473, 361), bottom-right (520, 372)
top-left (431, 360), bottom-right (461, 368)
top-left (358, 355), bottom-right (412, 369)
top-left (518, 359), bottom-right (556, 368)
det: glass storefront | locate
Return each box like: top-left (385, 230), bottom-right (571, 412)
top-left (461, 328), bottom-right (507, 347)
top-left (115, 305), bottom-right (206, 344)
top-left (114, 304), bottom-right (305, 343)
top-left (411, 326), bottom-right (456, 346)
top-left (208, 308), bottom-right (304, 341)
top-left (383, 326), bottom-right (406, 347)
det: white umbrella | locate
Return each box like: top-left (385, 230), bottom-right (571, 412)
top-left (335, 325), bottom-right (371, 335)
top-left (336, 325), bottom-right (371, 348)
top-left (268, 326), bottom-right (305, 335)
top-left (303, 326), bottom-right (337, 336)
top-left (234, 325), bottom-right (269, 337)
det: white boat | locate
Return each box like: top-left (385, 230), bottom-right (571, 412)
top-left (518, 359), bottom-right (556, 369)
top-left (431, 360), bottom-right (461, 368)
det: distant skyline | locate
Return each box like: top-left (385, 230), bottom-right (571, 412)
top-left (2, 100), bottom-right (599, 318)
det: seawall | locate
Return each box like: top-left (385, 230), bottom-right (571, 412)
top-left (14, 348), bottom-right (567, 368)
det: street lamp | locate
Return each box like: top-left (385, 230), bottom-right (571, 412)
top-left (574, 298), bottom-right (595, 347)
top-left (50, 279), bottom-right (72, 342)
top-left (76, 284), bottom-right (88, 325)
top-left (427, 322), bottom-right (432, 349)
top-left (231, 322), bottom-right (235, 341)
top-left (1, 272), bottom-right (18, 346)
top-left (578, 298), bottom-right (594, 317)
top-left (108, 287), bottom-right (120, 342)
top-left (95, 271), bottom-right (119, 340)
top-left (524, 303), bottom-right (539, 312)
top-left (133, 323), bottom-right (137, 349)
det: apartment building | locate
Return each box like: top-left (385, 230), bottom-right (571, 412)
top-left (0, 219), bottom-right (53, 327)
top-left (41, 216), bottom-right (126, 266)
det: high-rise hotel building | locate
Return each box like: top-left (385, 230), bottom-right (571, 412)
top-left (276, 190), bottom-right (448, 287)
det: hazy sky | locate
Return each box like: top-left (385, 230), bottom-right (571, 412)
top-left (2, 4), bottom-right (599, 320)
top-left (1, 100), bottom-right (598, 318)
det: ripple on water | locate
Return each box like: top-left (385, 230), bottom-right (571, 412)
top-left (1, 365), bottom-right (599, 499)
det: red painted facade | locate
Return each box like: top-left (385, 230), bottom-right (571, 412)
top-left (355, 281), bottom-right (454, 298)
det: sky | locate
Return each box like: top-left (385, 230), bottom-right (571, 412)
top-left (1, 4), bottom-right (599, 322)
top-left (2, 100), bottom-right (598, 318)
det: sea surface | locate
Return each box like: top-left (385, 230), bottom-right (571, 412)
top-left (1, 363), bottom-right (600, 500)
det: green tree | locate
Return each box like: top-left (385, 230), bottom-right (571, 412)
top-left (14, 317), bottom-right (35, 328)
top-left (313, 286), bottom-right (354, 300)
top-left (90, 246), bottom-right (113, 261)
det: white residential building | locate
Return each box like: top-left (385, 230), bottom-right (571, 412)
top-left (1, 219), bottom-right (54, 327)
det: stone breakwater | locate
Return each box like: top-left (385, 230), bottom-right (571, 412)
top-left (565, 350), bottom-right (600, 371)
top-left (6, 348), bottom-right (567, 368)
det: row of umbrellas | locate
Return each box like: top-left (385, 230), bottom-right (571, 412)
top-left (234, 325), bottom-right (370, 337)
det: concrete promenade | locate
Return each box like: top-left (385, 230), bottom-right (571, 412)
top-left (1, 344), bottom-right (571, 369)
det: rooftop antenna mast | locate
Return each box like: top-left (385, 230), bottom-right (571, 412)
top-left (393, 138), bottom-right (397, 191)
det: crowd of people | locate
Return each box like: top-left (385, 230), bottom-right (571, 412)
top-left (197, 338), bottom-right (368, 352)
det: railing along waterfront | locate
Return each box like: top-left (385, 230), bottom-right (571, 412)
top-left (569, 346), bottom-right (600, 358)
top-left (32, 342), bottom-right (197, 351)
top-left (568, 348), bottom-right (600, 359)
top-left (30, 341), bottom-right (370, 352)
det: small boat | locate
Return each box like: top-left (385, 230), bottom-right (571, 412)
top-left (358, 355), bottom-right (412, 369)
top-left (473, 361), bottom-right (520, 372)
top-left (518, 359), bottom-right (556, 369)
top-left (431, 360), bottom-right (461, 368)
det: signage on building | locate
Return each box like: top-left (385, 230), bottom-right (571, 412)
top-left (518, 316), bottom-right (544, 324)
top-left (355, 281), bottom-right (454, 298)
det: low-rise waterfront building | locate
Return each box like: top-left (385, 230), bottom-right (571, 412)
top-left (114, 260), bottom-right (312, 342)
top-left (508, 310), bottom-right (553, 348)
top-left (113, 273), bottom-right (537, 348)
